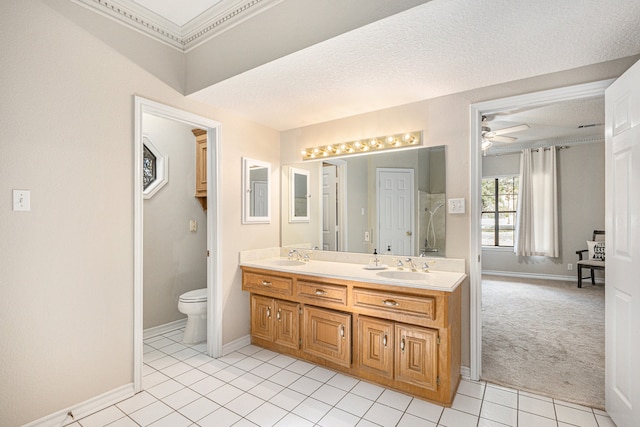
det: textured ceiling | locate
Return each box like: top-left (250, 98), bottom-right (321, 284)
top-left (188, 0), bottom-right (640, 131)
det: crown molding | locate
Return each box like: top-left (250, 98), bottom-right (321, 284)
top-left (71, 0), bottom-right (282, 52)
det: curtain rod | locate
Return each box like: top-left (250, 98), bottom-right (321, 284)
top-left (486, 146), bottom-right (570, 157)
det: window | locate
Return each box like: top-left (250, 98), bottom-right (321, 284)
top-left (482, 176), bottom-right (519, 246)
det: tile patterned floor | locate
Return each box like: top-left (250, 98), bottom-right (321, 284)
top-left (68, 328), bottom-right (616, 427)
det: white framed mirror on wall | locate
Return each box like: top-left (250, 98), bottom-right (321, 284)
top-left (289, 167), bottom-right (310, 223)
top-left (242, 157), bottom-right (271, 224)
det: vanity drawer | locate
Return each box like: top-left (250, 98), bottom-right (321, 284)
top-left (296, 280), bottom-right (347, 306)
top-left (352, 288), bottom-right (435, 321)
top-left (243, 271), bottom-right (293, 296)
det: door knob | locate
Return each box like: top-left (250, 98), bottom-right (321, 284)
top-left (406, 231), bottom-right (412, 236)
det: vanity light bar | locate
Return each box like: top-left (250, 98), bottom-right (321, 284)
top-left (301, 131), bottom-right (422, 160)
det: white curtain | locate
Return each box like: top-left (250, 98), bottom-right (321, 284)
top-left (514, 148), bottom-right (559, 257)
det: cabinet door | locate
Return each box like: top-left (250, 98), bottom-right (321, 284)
top-left (358, 317), bottom-right (393, 379)
top-left (251, 295), bottom-right (273, 342)
top-left (395, 324), bottom-right (438, 391)
top-left (274, 300), bottom-right (300, 350)
top-left (303, 306), bottom-right (351, 367)
top-left (195, 137), bottom-right (207, 196)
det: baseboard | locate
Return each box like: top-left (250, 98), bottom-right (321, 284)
top-left (222, 334), bottom-right (251, 356)
top-left (23, 383), bottom-right (134, 427)
top-left (143, 318), bottom-right (187, 340)
top-left (460, 366), bottom-right (471, 380)
top-left (482, 270), bottom-right (604, 284)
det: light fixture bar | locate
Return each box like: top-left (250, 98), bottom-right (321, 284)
top-left (301, 131), bottom-right (422, 160)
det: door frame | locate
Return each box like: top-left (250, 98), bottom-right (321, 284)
top-left (468, 79), bottom-right (614, 381)
top-left (133, 97), bottom-right (223, 392)
top-left (376, 168), bottom-right (415, 256)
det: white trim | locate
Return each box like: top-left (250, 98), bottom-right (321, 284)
top-left (222, 334), bottom-right (252, 356)
top-left (469, 79), bottom-right (613, 382)
top-left (460, 366), bottom-right (471, 380)
top-left (134, 96), bottom-right (223, 395)
top-left (482, 270), bottom-right (604, 284)
top-left (143, 318), bottom-right (187, 340)
top-left (22, 384), bottom-right (134, 427)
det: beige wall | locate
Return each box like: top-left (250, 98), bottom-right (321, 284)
top-left (280, 56), bottom-right (638, 369)
top-left (0, 1), bottom-right (279, 424)
top-left (143, 115), bottom-right (208, 329)
top-left (481, 142), bottom-right (606, 278)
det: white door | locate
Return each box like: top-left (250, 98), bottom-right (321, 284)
top-left (322, 165), bottom-right (338, 251)
top-left (377, 169), bottom-right (414, 256)
top-left (605, 59), bottom-right (640, 427)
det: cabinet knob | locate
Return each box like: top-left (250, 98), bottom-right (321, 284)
top-left (261, 280), bottom-right (272, 286)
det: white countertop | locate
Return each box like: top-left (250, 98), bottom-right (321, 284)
top-left (240, 257), bottom-right (465, 292)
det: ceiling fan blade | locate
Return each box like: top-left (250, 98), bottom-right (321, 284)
top-left (491, 123), bottom-right (530, 136)
top-left (490, 135), bottom-right (517, 143)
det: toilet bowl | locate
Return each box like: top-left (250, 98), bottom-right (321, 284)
top-left (177, 288), bottom-right (207, 344)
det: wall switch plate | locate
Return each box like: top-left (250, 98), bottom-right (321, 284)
top-left (448, 198), bottom-right (465, 214)
top-left (364, 231), bottom-right (370, 242)
top-left (13, 189), bottom-right (30, 211)
top-left (567, 263), bottom-right (573, 271)
top-left (189, 220), bottom-right (197, 232)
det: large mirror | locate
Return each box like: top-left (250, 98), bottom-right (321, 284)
top-left (281, 146), bottom-right (446, 256)
top-left (242, 157), bottom-right (271, 224)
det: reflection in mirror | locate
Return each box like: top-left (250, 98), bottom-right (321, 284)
top-left (242, 157), bottom-right (270, 224)
top-left (281, 146), bottom-right (446, 256)
top-left (289, 167), bottom-right (310, 222)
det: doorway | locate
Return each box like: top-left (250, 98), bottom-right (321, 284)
top-left (133, 97), bottom-right (222, 392)
top-left (469, 80), bottom-right (613, 383)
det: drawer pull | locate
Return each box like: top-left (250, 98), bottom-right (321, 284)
top-left (383, 334), bottom-right (388, 347)
top-left (314, 289), bottom-right (328, 296)
top-left (266, 307), bottom-right (271, 319)
top-left (383, 299), bottom-right (399, 307)
top-left (276, 309), bottom-right (281, 321)
top-left (401, 336), bottom-right (405, 352)
top-left (261, 280), bottom-right (272, 286)
top-left (340, 324), bottom-right (345, 339)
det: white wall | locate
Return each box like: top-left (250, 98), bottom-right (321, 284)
top-left (0, 1), bottom-right (279, 424)
top-left (481, 142), bottom-right (606, 279)
top-left (143, 115), bottom-right (207, 329)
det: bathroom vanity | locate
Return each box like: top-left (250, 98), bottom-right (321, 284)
top-left (240, 256), bottom-right (464, 406)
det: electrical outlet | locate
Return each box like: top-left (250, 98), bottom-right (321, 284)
top-left (364, 231), bottom-right (370, 242)
top-left (189, 220), bottom-right (197, 232)
top-left (567, 263), bottom-right (573, 271)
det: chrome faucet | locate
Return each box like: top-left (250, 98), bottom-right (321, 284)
top-left (288, 249), bottom-right (309, 262)
top-left (396, 259), bottom-right (404, 269)
top-left (422, 261), bottom-right (430, 272)
top-left (405, 258), bottom-right (418, 272)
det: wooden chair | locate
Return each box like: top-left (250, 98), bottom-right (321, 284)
top-left (576, 230), bottom-right (605, 288)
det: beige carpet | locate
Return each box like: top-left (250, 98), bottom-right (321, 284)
top-left (481, 275), bottom-right (605, 409)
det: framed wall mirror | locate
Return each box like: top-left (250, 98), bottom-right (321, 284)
top-left (289, 167), bottom-right (310, 222)
top-left (281, 145), bottom-right (446, 256)
top-left (242, 157), bottom-right (271, 224)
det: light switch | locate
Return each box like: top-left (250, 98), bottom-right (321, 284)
top-left (448, 198), bottom-right (465, 214)
top-left (13, 189), bottom-right (30, 211)
top-left (189, 220), bottom-right (197, 232)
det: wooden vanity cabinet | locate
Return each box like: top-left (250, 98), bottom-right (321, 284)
top-left (192, 128), bottom-right (207, 210)
top-left (241, 266), bottom-right (461, 406)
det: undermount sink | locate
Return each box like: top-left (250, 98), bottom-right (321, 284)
top-left (267, 258), bottom-right (306, 266)
top-left (376, 270), bottom-right (429, 281)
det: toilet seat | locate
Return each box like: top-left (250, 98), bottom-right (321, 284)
top-left (179, 288), bottom-right (207, 303)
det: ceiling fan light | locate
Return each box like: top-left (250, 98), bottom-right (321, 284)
top-left (481, 139), bottom-right (493, 150)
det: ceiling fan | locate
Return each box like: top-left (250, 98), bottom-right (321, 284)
top-left (481, 115), bottom-right (530, 150)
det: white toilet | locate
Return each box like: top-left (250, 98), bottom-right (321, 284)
top-left (177, 288), bottom-right (207, 344)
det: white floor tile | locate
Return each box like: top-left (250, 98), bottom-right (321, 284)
top-left (249, 380), bottom-right (285, 401)
top-left (451, 393), bottom-right (482, 416)
top-left (327, 373), bottom-right (359, 391)
top-left (147, 337), bottom-right (175, 350)
top-left (269, 388), bottom-right (307, 411)
top-left (438, 407), bottom-right (479, 427)
top-left (245, 402), bottom-right (289, 427)
top-left (159, 342), bottom-right (189, 355)
top-left (252, 348), bottom-right (279, 362)
top-left (555, 404), bottom-right (598, 427)
top-left (273, 412), bottom-right (314, 427)
top-left (317, 407), bottom-right (360, 427)
top-left (285, 359), bottom-right (316, 375)
top-left (77, 406), bottom-right (126, 427)
top-left (188, 375), bottom-right (225, 395)
top-left (183, 353), bottom-right (212, 367)
top-left (519, 394), bottom-right (556, 419)
top-left (205, 384), bottom-right (244, 406)
top-left (233, 419), bottom-right (259, 427)
top-left (230, 372), bottom-right (265, 391)
top-left (213, 365), bottom-right (246, 382)
top-left (335, 393), bottom-right (374, 417)
top-left (197, 407), bottom-right (241, 427)
top-left (355, 419), bottom-right (380, 427)
top-left (288, 375), bottom-right (323, 395)
top-left (161, 387), bottom-right (201, 410)
top-left (362, 401), bottom-right (403, 427)
top-left (116, 391), bottom-right (158, 414)
top-left (312, 383), bottom-right (347, 405)
top-left (105, 417), bottom-right (139, 427)
top-left (519, 389), bottom-right (553, 402)
top-left (457, 379), bottom-right (486, 399)
top-left (235, 356), bottom-right (264, 372)
top-left (197, 358), bottom-right (229, 375)
top-left (518, 410), bottom-right (558, 427)
top-left (397, 413), bottom-right (437, 427)
top-left (177, 397), bottom-right (219, 422)
top-left (555, 399), bottom-right (593, 412)
top-left (129, 401), bottom-right (174, 426)
top-left (171, 348), bottom-right (200, 362)
top-left (376, 388), bottom-right (412, 412)
top-left (147, 411), bottom-right (192, 427)
top-left (269, 369), bottom-right (301, 387)
top-left (225, 392), bottom-right (265, 416)
top-left (268, 354), bottom-right (297, 368)
top-left (595, 414), bottom-right (616, 427)
top-left (237, 344), bottom-right (263, 356)
top-left (350, 381), bottom-right (385, 401)
top-left (159, 361), bottom-right (193, 378)
top-left (304, 366), bottom-right (336, 382)
top-left (291, 397), bottom-right (332, 423)
top-left (142, 371), bottom-right (170, 389)
top-left (250, 361), bottom-right (282, 379)
top-left (404, 397), bottom-right (444, 422)
top-left (147, 379), bottom-right (185, 399)
top-left (478, 418), bottom-right (511, 427)
top-left (173, 368), bottom-right (209, 386)
top-left (147, 355), bottom-right (179, 371)
top-left (483, 385), bottom-right (518, 409)
top-left (218, 351), bottom-right (248, 365)
top-left (480, 400), bottom-right (517, 426)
